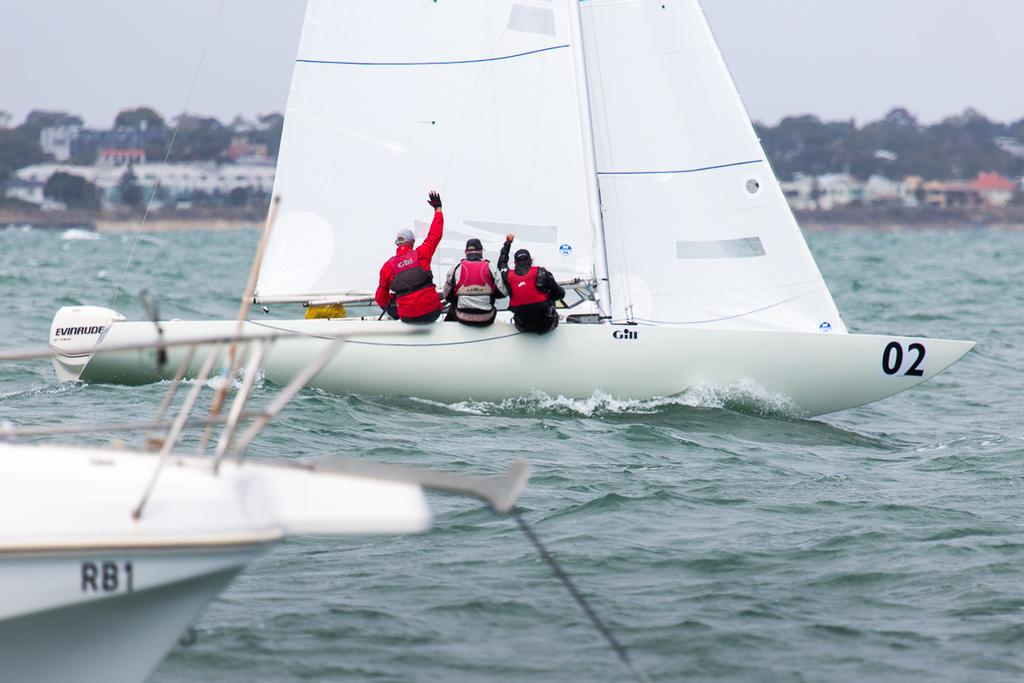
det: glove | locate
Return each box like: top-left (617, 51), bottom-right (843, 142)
top-left (427, 191), bottom-right (442, 209)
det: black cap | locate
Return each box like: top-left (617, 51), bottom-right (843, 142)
top-left (465, 238), bottom-right (483, 252)
top-left (513, 248), bottom-right (531, 263)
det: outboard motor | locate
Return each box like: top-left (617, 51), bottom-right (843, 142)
top-left (50, 306), bottom-right (126, 381)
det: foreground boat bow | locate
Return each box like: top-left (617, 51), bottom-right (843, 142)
top-left (0, 440), bottom-right (529, 683)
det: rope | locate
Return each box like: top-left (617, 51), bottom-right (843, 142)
top-left (109, 0), bottom-right (227, 309)
top-left (511, 509), bottom-right (648, 683)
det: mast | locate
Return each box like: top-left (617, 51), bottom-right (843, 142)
top-left (567, 0), bottom-right (613, 321)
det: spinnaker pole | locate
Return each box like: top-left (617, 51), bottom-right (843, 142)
top-left (567, 0), bottom-right (613, 321)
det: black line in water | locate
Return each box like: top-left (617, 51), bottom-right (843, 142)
top-left (511, 509), bottom-right (648, 683)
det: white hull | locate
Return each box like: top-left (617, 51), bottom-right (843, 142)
top-left (51, 309), bottom-right (974, 417)
top-left (0, 551), bottom-right (251, 683)
top-left (0, 442), bottom-right (432, 683)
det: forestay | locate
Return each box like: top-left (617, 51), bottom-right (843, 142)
top-left (256, 0), bottom-right (597, 303)
top-left (580, 0), bottom-right (847, 332)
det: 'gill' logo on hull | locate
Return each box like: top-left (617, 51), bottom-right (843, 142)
top-left (612, 329), bottom-right (638, 340)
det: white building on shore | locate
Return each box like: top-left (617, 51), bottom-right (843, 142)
top-left (862, 175), bottom-right (902, 205)
top-left (780, 174), bottom-right (816, 210)
top-left (815, 174), bottom-right (862, 210)
top-left (39, 125), bottom-right (81, 163)
top-left (9, 162), bottom-right (275, 208)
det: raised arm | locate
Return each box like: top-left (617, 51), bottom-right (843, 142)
top-left (497, 233), bottom-right (514, 290)
top-left (498, 233), bottom-right (514, 270)
top-left (417, 191), bottom-right (444, 264)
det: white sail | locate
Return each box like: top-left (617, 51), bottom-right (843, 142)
top-left (580, 0), bottom-right (847, 332)
top-left (256, 0), bottom-right (597, 303)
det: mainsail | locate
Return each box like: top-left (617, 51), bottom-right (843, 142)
top-left (256, 1), bottom-right (598, 303)
top-left (580, 0), bottom-right (847, 331)
top-left (258, 0), bottom-right (847, 334)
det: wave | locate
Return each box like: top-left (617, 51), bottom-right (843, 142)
top-left (0, 381), bottom-right (86, 401)
top-left (61, 228), bottom-right (99, 241)
top-left (119, 233), bottom-right (164, 247)
top-left (408, 380), bottom-right (797, 418)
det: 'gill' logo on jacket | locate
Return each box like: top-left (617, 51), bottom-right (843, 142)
top-left (397, 257), bottom-right (415, 268)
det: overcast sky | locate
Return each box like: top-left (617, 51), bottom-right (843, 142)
top-left (2, 1), bottom-right (1021, 127)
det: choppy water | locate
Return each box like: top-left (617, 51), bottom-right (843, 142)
top-left (1, 225), bottom-right (1021, 682)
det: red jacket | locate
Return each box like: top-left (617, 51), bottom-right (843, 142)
top-left (375, 209), bottom-right (444, 318)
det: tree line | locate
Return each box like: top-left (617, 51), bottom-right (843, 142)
top-left (3, 105), bottom-right (1024, 203)
top-left (755, 107), bottom-right (1024, 181)
top-left (0, 107), bottom-right (283, 187)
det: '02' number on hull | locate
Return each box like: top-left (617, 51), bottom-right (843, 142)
top-left (882, 341), bottom-right (925, 377)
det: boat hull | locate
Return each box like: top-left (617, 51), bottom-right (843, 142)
top-left (0, 442), bottom-right (433, 683)
top-left (0, 552), bottom-right (250, 683)
top-left (53, 311), bottom-right (975, 417)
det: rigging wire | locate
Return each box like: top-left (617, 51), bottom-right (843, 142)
top-left (108, 0), bottom-right (228, 309)
top-left (511, 508), bottom-right (649, 683)
top-left (581, 3), bottom-right (636, 323)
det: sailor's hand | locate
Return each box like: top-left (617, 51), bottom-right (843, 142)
top-left (428, 191), bottom-right (442, 209)
top-left (505, 232), bottom-right (514, 242)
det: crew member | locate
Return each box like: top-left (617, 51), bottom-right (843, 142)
top-left (498, 233), bottom-right (565, 334)
top-left (375, 191), bottom-right (444, 323)
top-left (442, 238), bottom-right (507, 326)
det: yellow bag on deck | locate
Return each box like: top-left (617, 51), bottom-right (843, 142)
top-left (305, 303), bottom-right (347, 319)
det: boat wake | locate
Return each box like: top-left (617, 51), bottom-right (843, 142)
top-left (170, 368), bottom-right (267, 391)
top-left (409, 380), bottom-right (797, 419)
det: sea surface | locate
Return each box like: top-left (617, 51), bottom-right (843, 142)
top-left (1, 225), bottom-right (1021, 682)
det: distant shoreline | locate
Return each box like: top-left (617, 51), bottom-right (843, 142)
top-left (94, 218), bottom-right (260, 233)
top-left (4, 206), bottom-right (1024, 233)
top-left (0, 209), bottom-right (261, 232)
top-left (794, 207), bottom-right (1024, 232)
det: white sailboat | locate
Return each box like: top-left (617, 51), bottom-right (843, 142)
top-left (1, 333), bottom-right (529, 683)
top-left (49, 0), bottom-right (973, 417)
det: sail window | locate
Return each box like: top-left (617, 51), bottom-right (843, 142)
top-left (463, 220), bottom-right (558, 244)
top-left (745, 178), bottom-right (761, 195)
top-left (676, 237), bottom-right (765, 259)
top-left (507, 5), bottom-right (556, 36)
